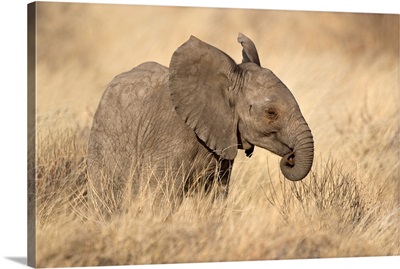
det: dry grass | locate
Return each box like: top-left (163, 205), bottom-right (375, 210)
top-left (31, 3), bottom-right (399, 267)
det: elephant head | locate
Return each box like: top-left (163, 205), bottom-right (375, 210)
top-left (169, 33), bottom-right (314, 181)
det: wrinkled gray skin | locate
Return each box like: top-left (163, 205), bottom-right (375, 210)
top-left (87, 33), bottom-right (314, 214)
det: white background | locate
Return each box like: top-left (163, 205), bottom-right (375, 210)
top-left (0, 1), bottom-right (398, 268)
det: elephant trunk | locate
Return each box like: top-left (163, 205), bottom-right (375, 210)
top-left (280, 127), bottom-right (314, 181)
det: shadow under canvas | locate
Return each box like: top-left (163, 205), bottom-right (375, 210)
top-left (6, 257), bottom-right (27, 266)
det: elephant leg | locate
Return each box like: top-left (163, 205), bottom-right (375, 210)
top-left (149, 171), bottom-right (185, 219)
top-left (205, 159), bottom-right (233, 203)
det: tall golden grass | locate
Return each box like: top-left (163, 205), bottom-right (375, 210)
top-left (32, 3), bottom-right (399, 267)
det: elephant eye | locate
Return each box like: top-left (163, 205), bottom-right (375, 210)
top-left (265, 107), bottom-right (278, 119)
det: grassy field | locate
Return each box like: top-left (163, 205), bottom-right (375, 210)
top-left (31, 3), bottom-right (399, 267)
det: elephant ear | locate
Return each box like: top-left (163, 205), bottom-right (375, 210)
top-left (237, 32), bottom-right (260, 66)
top-left (169, 36), bottom-right (238, 160)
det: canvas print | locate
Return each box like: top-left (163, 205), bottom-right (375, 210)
top-left (28, 2), bottom-right (399, 268)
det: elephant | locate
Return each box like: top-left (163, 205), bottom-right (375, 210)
top-left (87, 33), bottom-right (314, 215)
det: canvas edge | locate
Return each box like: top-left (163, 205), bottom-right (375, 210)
top-left (27, 2), bottom-right (37, 268)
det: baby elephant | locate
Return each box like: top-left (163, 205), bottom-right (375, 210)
top-left (87, 33), bottom-right (314, 215)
